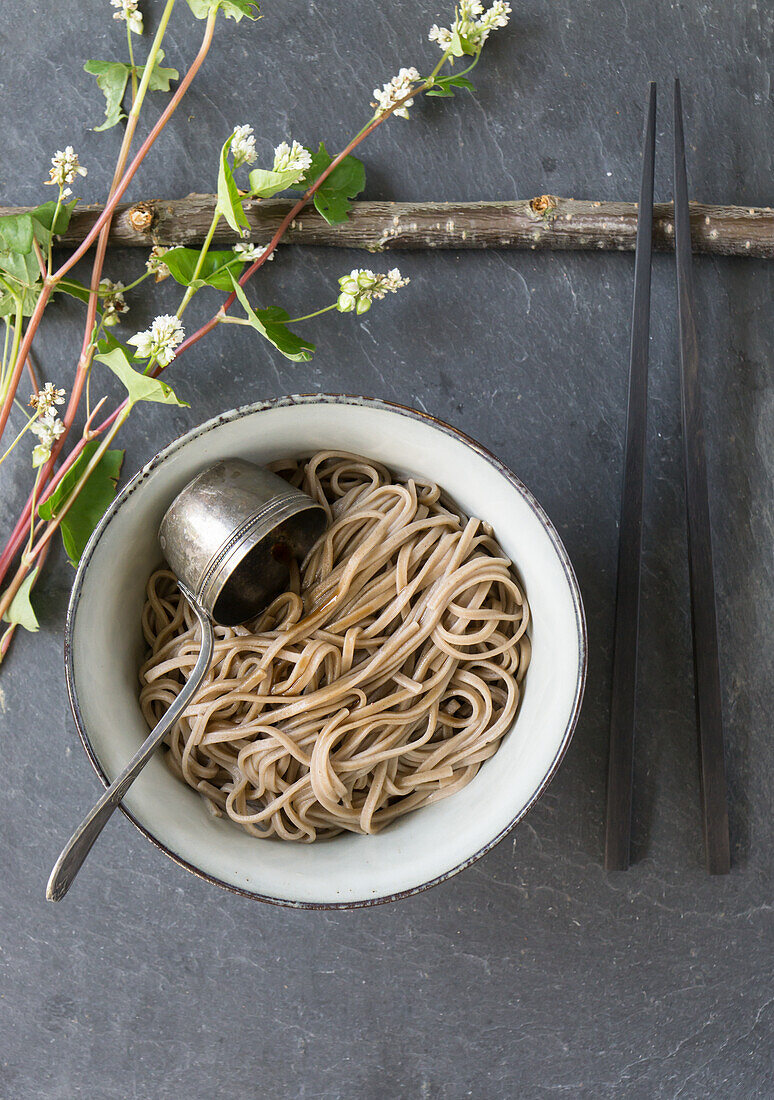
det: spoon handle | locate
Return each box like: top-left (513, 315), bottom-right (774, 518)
top-left (46, 588), bottom-right (214, 902)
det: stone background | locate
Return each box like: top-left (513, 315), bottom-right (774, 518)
top-left (1, 1), bottom-right (772, 1096)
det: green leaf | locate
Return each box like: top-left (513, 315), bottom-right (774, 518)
top-left (425, 74), bottom-right (475, 98)
top-left (85, 53), bottom-right (179, 131)
top-left (163, 246), bottom-right (242, 291)
top-left (38, 443), bottom-right (124, 567)
top-left (30, 199), bottom-right (78, 251)
top-left (185, 0), bottom-right (260, 20)
top-left (54, 278), bottom-right (92, 304)
top-left (229, 274), bottom-right (315, 362)
top-left (2, 569), bottom-right (39, 633)
top-left (0, 279), bottom-right (41, 317)
top-left (94, 342), bottom-right (189, 407)
top-left (0, 250), bottom-right (40, 287)
top-left (97, 328), bottom-right (140, 360)
top-left (84, 60), bottom-right (131, 130)
top-left (0, 200), bottom-right (75, 271)
top-left (142, 52), bottom-right (179, 93)
top-left (449, 27), bottom-right (478, 57)
top-left (248, 165), bottom-right (306, 200)
top-left (216, 134), bottom-right (249, 236)
top-left (294, 143), bottom-right (365, 225)
top-left (0, 213), bottom-right (34, 254)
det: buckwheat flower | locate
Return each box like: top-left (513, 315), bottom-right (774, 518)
top-left (372, 67), bottom-right (421, 120)
top-left (128, 314), bottom-right (184, 367)
top-left (146, 245), bottom-right (171, 282)
top-left (272, 140), bottom-right (312, 176)
top-left (29, 383), bottom-right (66, 416)
top-left (336, 268), bottom-right (410, 314)
top-left (111, 0), bottom-right (143, 34)
top-left (372, 268), bottom-right (411, 299)
top-left (31, 412), bottom-right (66, 468)
top-left (233, 242), bottom-right (274, 262)
top-left (428, 24), bottom-right (453, 48)
top-left (99, 279), bottom-right (129, 326)
top-left (429, 0), bottom-right (509, 52)
top-left (231, 124), bottom-right (257, 168)
top-left (476, 0), bottom-right (511, 42)
top-left (45, 146), bottom-right (87, 190)
top-left (429, 3), bottom-right (484, 51)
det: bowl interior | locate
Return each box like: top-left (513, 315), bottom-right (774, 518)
top-left (68, 397), bottom-right (585, 906)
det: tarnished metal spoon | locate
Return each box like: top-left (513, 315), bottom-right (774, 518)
top-left (46, 459), bottom-right (326, 902)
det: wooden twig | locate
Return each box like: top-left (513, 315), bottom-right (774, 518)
top-left (2, 194), bottom-right (773, 257)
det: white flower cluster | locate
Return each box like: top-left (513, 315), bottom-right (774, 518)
top-left (45, 147), bottom-right (87, 196)
top-left (428, 24), bottom-right (454, 49)
top-left (429, 1), bottom-right (511, 51)
top-left (272, 140), bottom-right (312, 176)
top-left (233, 242), bottom-right (274, 262)
top-left (111, 0), bottom-right (143, 35)
top-left (478, 0), bottom-right (512, 36)
top-left (29, 384), bottom-right (66, 467)
top-left (128, 314), bottom-right (184, 367)
top-left (373, 67), bottom-right (421, 120)
top-left (146, 245), bottom-right (171, 281)
top-left (231, 125), bottom-right (257, 168)
top-left (337, 268), bottom-right (410, 314)
top-left (99, 279), bottom-right (129, 327)
top-left (29, 383), bottom-right (66, 417)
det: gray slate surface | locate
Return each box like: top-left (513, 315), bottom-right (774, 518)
top-left (1, 1), bottom-right (772, 1097)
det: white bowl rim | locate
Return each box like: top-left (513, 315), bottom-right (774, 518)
top-left (65, 393), bottom-right (587, 908)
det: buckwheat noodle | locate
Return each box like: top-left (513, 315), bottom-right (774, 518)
top-left (139, 451), bottom-right (530, 841)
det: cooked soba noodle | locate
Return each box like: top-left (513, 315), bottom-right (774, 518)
top-left (139, 451), bottom-right (530, 841)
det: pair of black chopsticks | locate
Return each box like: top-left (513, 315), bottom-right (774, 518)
top-left (604, 81), bottom-right (731, 875)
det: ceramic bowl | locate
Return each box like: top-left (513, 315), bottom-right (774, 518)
top-left (66, 395), bottom-right (587, 907)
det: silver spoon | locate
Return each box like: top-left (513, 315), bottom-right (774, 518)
top-left (47, 459), bottom-right (326, 902)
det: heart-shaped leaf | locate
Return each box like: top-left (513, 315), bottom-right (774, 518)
top-left (426, 74), bottom-right (475, 98)
top-left (216, 134), bottom-right (249, 235)
top-left (38, 442), bottom-right (124, 567)
top-left (163, 246), bottom-right (243, 291)
top-left (0, 250), bottom-right (40, 286)
top-left (95, 340), bottom-right (189, 407)
top-left (85, 53), bottom-right (179, 131)
top-left (229, 274), bottom-right (314, 361)
top-left (294, 143), bottom-right (365, 225)
top-left (0, 281), bottom-right (41, 317)
top-left (84, 60), bottom-right (131, 130)
top-left (54, 278), bottom-right (92, 304)
top-left (248, 165), bottom-right (306, 199)
top-left (30, 199), bottom-right (78, 249)
top-left (449, 27), bottom-right (478, 56)
top-left (142, 53), bottom-right (179, 93)
top-left (2, 569), bottom-right (39, 633)
top-left (0, 213), bottom-right (34, 254)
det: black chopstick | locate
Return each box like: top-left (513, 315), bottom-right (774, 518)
top-left (673, 79), bottom-right (731, 874)
top-left (604, 83), bottom-right (656, 872)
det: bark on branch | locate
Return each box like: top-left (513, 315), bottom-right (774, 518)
top-left (2, 194), bottom-right (773, 257)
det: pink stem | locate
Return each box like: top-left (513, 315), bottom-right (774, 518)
top-left (0, 285), bottom-right (53, 442)
top-left (0, 16), bottom-right (218, 586)
top-left (176, 109), bottom-right (396, 358)
top-left (0, 80), bottom-right (415, 586)
top-left (0, 12), bottom-right (215, 452)
top-left (53, 14), bottom-right (217, 284)
top-left (0, 401), bottom-right (108, 578)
